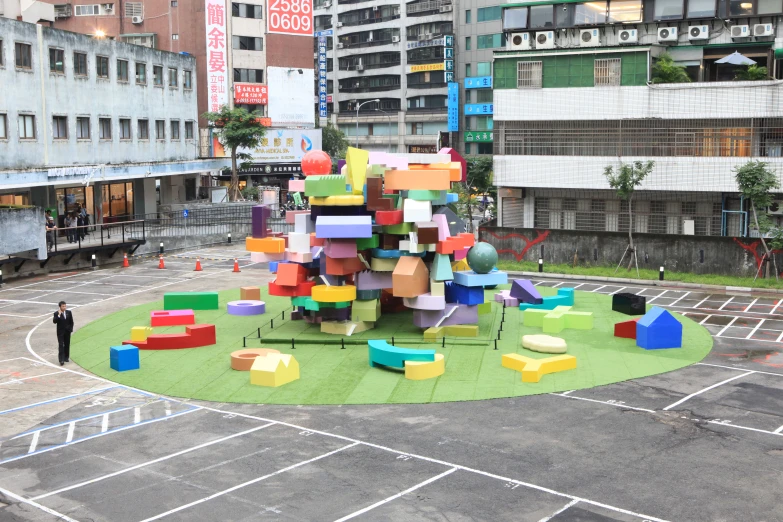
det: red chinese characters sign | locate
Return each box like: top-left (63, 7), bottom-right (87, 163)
top-left (205, 0), bottom-right (228, 112)
top-left (235, 83), bottom-right (268, 105)
top-left (268, 0), bottom-right (313, 36)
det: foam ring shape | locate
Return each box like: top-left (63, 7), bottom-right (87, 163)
top-left (227, 300), bottom-right (266, 316)
top-left (230, 348), bottom-right (281, 371)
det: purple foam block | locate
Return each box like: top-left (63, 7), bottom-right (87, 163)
top-left (494, 290), bottom-right (510, 303)
top-left (227, 300), bottom-right (266, 316)
top-left (355, 270), bottom-right (393, 291)
top-left (324, 239), bottom-right (358, 259)
top-left (432, 213), bottom-right (451, 241)
top-left (509, 279), bottom-right (543, 304)
top-left (320, 307), bottom-right (351, 321)
top-left (503, 297), bottom-right (519, 307)
top-left (316, 216), bottom-right (372, 239)
top-left (413, 304), bottom-right (479, 327)
top-left (252, 205), bottom-right (271, 239)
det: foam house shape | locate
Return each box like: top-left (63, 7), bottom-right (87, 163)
top-left (250, 353), bottom-right (300, 387)
top-left (636, 307), bottom-right (683, 350)
top-left (244, 147), bottom-right (509, 337)
top-left (123, 324), bottom-right (216, 350)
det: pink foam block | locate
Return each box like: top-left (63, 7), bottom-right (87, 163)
top-left (250, 251), bottom-right (286, 263)
top-left (494, 290), bottom-right (510, 303)
top-left (150, 309), bottom-right (196, 327)
top-left (287, 251), bottom-right (313, 263)
top-left (454, 247), bottom-right (469, 261)
top-left (503, 297), bottom-right (519, 307)
top-left (356, 270), bottom-right (393, 290)
top-left (433, 214), bottom-right (451, 241)
top-left (288, 180), bottom-right (306, 192)
top-left (403, 293), bottom-right (446, 310)
top-left (324, 239), bottom-right (358, 259)
top-left (285, 210), bottom-right (310, 224)
top-left (413, 304), bottom-right (478, 327)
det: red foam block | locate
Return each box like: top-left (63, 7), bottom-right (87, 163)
top-left (376, 210), bottom-right (404, 226)
top-left (150, 309), bottom-right (196, 327)
top-left (614, 318), bottom-right (639, 339)
top-left (269, 280), bottom-right (316, 297)
top-left (124, 324), bottom-right (216, 350)
top-left (436, 233), bottom-right (475, 255)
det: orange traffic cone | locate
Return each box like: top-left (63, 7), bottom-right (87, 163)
top-left (194, 257), bottom-right (202, 272)
top-left (233, 259), bottom-right (241, 273)
top-left (122, 253), bottom-right (130, 268)
top-left (158, 256), bottom-right (165, 269)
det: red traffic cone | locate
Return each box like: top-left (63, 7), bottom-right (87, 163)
top-left (158, 256), bottom-right (165, 269)
top-left (122, 253), bottom-right (130, 268)
top-left (194, 257), bottom-right (203, 272)
top-left (233, 259), bottom-right (241, 273)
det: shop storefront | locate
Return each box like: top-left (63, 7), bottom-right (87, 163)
top-left (54, 181), bottom-right (133, 226)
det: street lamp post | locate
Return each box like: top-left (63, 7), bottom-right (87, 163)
top-left (374, 108), bottom-right (393, 152)
top-left (355, 98), bottom-right (380, 148)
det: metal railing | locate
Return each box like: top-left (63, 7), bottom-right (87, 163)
top-left (46, 220), bottom-right (146, 255)
top-left (407, 0), bottom-right (451, 15)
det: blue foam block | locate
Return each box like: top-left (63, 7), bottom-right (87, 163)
top-left (371, 248), bottom-right (402, 259)
top-left (636, 306), bottom-right (682, 349)
top-left (445, 281), bottom-right (484, 305)
top-left (110, 345), bottom-right (140, 372)
top-left (446, 193), bottom-right (459, 204)
top-left (518, 288), bottom-right (575, 311)
top-left (453, 270), bottom-right (508, 287)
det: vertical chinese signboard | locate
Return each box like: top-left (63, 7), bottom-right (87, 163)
top-left (443, 35), bottom-right (454, 83)
top-left (205, 0), bottom-right (228, 112)
top-left (318, 36), bottom-right (328, 118)
top-left (268, 0), bottom-right (313, 36)
top-left (447, 82), bottom-right (459, 132)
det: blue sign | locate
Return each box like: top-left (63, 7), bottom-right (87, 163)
top-left (444, 59), bottom-right (454, 71)
top-left (465, 76), bottom-right (493, 89)
top-left (444, 47), bottom-right (454, 59)
top-left (318, 36), bottom-right (328, 119)
top-left (447, 82), bottom-right (459, 132)
top-left (444, 35), bottom-right (454, 47)
top-left (182, 209), bottom-right (189, 218)
top-left (315, 29), bottom-right (334, 37)
top-left (445, 71), bottom-right (454, 83)
top-left (464, 103), bottom-right (493, 115)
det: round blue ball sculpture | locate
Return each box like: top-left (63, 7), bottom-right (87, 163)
top-left (466, 242), bottom-right (498, 274)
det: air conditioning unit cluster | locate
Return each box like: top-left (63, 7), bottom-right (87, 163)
top-left (618, 28), bottom-right (637, 44)
top-left (688, 25), bottom-right (709, 40)
top-left (657, 26), bottom-right (677, 42)
top-left (579, 28), bottom-right (599, 46)
top-left (336, 21), bottom-right (343, 27)
top-left (439, 5), bottom-right (453, 12)
top-left (768, 200), bottom-right (783, 215)
top-left (506, 32), bottom-right (530, 50)
top-left (356, 64), bottom-right (364, 71)
top-left (536, 31), bottom-right (555, 49)
top-left (755, 23), bottom-right (774, 36)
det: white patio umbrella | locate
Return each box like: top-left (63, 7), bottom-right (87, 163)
top-left (716, 51), bottom-right (757, 65)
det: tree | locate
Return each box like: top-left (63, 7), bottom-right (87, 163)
top-left (651, 52), bottom-right (691, 84)
top-left (604, 160), bottom-right (655, 275)
top-left (735, 160), bottom-right (782, 279)
top-left (321, 122), bottom-right (349, 173)
top-left (203, 106), bottom-right (266, 201)
top-left (735, 64), bottom-right (768, 81)
top-left (462, 156), bottom-right (495, 232)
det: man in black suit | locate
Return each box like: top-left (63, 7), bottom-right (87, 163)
top-left (53, 301), bottom-right (74, 366)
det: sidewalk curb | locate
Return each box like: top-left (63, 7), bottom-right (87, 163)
top-left (504, 270), bottom-right (783, 296)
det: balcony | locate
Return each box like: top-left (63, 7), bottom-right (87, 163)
top-left (338, 30), bottom-right (399, 50)
top-left (54, 4), bottom-right (72, 18)
top-left (338, 8), bottom-right (400, 28)
top-left (339, 52), bottom-right (401, 72)
top-left (408, 82), bottom-right (447, 89)
top-left (339, 76), bottom-right (401, 93)
top-left (406, 0), bottom-right (453, 16)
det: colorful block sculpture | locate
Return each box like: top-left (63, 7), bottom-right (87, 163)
top-left (510, 279), bottom-right (543, 304)
top-left (614, 318), bottom-right (639, 339)
top-left (240, 286), bottom-right (261, 301)
top-left (392, 256), bottom-right (429, 298)
top-left (519, 288), bottom-right (575, 311)
top-left (110, 344), bottom-right (139, 372)
top-left (124, 324), bottom-right (216, 350)
top-left (131, 326), bottom-right (153, 342)
top-left (230, 348), bottom-right (280, 371)
top-left (502, 353), bottom-right (577, 383)
top-left (250, 353), bottom-right (300, 387)
top-left (405, 353), bottom-right (445, 380)
top-left (368, 339), bottom-right (435, 368)
top-left (164, 292), bottom-right (219, 311)
top-left (227, 300), bottom-right (266, 316)
top-left (522, 334), bottom-right (567, 354)
top-left (150, 309), bottom-right (195, 327)
top-left (636, 307), bottom-right (682, 349)
top-left (612, 293), bottom-right (647, 316)
top-left (452, 270), bottom-right (508, 287)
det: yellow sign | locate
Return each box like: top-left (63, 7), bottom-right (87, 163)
top-left (409, 62), bottom-right (445, 73)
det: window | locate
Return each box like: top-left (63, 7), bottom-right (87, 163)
top-left (156, 120), bottom-right (165, 140)
top-left (653, 0), bottom-right (683, 19)
top-left (502, 7), bottom-right (528, 30)
top-left (0, 115), bottom-right (7, 139)
top-left (117, 59), bottom-right (129, 81)
top-left (517, 61), bottom-right (543, 88)
top-left (477, 62), bottom-right (491, 76)
top-left (75, 4), bottom-right (100, 15)
top-left (185, 121), bottom-right (194, 139)
top-left (411, 122), bottom-right (423, 135)
top-left (465, 63), bottom-right (471, 77)
top-left (465, 37), bottom-right (471, 50)
top-left (465, 9), bottom-right (471, 23)
top-left (171, 0), bottom-right (178, 6)
top-left (168, 68), bottom-right (178, 87)
top-left (77, 117), bottom-right (90, 139)
top-left (608, 0), bottom-right (642, 22)
top-left (52, 116), bottom-right (68, 139)
top-left (49, 48), bottom-right (64, 73)
top-left (233, 68), bottom-right (264, 83)
top-left (530, 5), bottom-right (554, 28)
top-left (477, 6), bottom-right (502, 22)
top-left (74, 52), bottom-right (88, 76)
top-left (120, 118), bottom-right (131, 139)
top-left (575, 1), bottom-right (607, 24)
top-left (758, 0), bottom-right (783, 14)
top-left (138, 119), bottom-right (149, 139)
top-left (729, 0), bottom-right (753, 14)
top-left (153, 65), bottom-right (163, 85)
top-left (172, 34), bottom-right (179, 40)
top-left (171, 120), bottom-right (180, 140)
top-left (15, 43), bottom-right (32, 69)
top-left (18, 115), bottom-right (35, 139)
top-left (125, 2), bottom-right (143, 17)
top-left (183, 70), bottom-right (192, 89)
top-left (476, 90), bottom-right (493, 103)
top-left (232, 3), bottom-right (263, 18)
top-left (594, 58), bottom-right (621, 86)
top-left (136, 62), bottom-right (146, 84)
top-left (99, 118), bottom-right (112, 140)
top-left (477, 34), bottom-right (504, 49)
top-left (232, 36), bottom-right (263, 51)
top-left (96, 56), bottom-right (109, 78)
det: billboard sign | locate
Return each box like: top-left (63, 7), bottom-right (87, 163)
top-left (236, 129), bottom-right (323, 162)
top-left (465, 76), bottom-right (492, 89)
top-left (408, 62), bottom-right (445, 73)
top-left (464, 103), bottom-right (493, 115)
top-left (268, 0), bottom-right (313, 36)
top-left (318, 35), bottom-right (328, 118)
top-left (234, 83), bottom-right (268, 105)
top-left (205, 0), bottom-right (228, 112)
top-left (444, 36), bottom-right (455, 88)
top-left (464, 131), bottom-right (493, 143)
top-left (447, 82), bottom-right (459, 132)
top-left (267, 66), bottom-right (316, 127)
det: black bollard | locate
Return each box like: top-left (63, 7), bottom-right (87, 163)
top-left (282, 311), bottom-right (285, 320)
top-left (341, 339), bottom-right (345, 350)
top-left (271, 319), bottom-right (274, 329)
top-left (257, 327), bottom-right (261, 337)
top-left (91, 254), bottom-right (97, 269)
top-left (228, 233), bottom-right (232, 244)
top-left (160, 242), bottom-right (164, 254)
top-left (538, 258), bottom-right (544, 273)
top-left (243, 337), bottom-right (246, 347)
top-left (442, 337), bottom-right (445, 348)
top-left (391, 336), bottom-right (395, 346)
top-left (292, 338), bottom-right (295, 350)
top-left (494, 339), bottom-right (498, 350)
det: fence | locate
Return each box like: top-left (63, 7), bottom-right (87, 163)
top-left (47, 220), bottom-right (145, 254)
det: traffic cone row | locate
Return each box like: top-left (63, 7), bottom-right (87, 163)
top-left (122, 253), bottom-right (129, 268)
top-left (194, 257), bottom-right (203, 272)
top-left (158, 256), bottom-right (165, 269)
top-left (233, 259), bottom-right (241, 273)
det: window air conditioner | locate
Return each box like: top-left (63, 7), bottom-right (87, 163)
top-left (755, 23), bottom-right (774, 37)
top-left (356, 64), bottom-right (364, 71)
top-left (535, 31), bottom-right (554, 49)
top-left (132, 15), bottom-right (143, 24)
top-left (425, 32), bottom-right (433, 39)
top-left (418, 33), bottom-right (427, 41)
top-left (618, 28), bottom-right (637, 44)
top-left (337, 42), bottom-right (344, 48)
top-left (336, 21), bottom-right (343, 27)
top-left (102, 3), bottom-right (113, 11)
top-left (657, 26), bottom-right (678, 42)
top-left (323, 1), bottom-right (332, 7)
top-left (768, 200), bottom-right (783, 215)
top-left (579, 28), bottom-right (600, 47)
top-left (688, 25), bottom-right (709, 40)
top-left (439, 5), bottom-right (453, 12)
top-left (507, 32), bottom-right (531, 51)
top-left (373, 5), bottom-right (378, 10)
top-left (314, 52), bottom-right (318, 59)
top-left (392, 35), bottom-right (400, 42)
top-left (731, 25), bottom-right (750, 38)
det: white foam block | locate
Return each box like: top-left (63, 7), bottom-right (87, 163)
top-left (403, 199), bottom-right (432, 223)
top-left (288, 232), bottom-right (311, 254)
top-left (295, 212), bottom-right (314, 234)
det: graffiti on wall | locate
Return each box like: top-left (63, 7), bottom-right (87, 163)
top-left (732, 238), bottom-right (783, 276)
top-left (483, 229), bottom-right (550, 262)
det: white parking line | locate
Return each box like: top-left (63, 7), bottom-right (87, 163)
top-left (744, 298), bottom-right (759, 312)
top-left (592, 285), bottom-right (608, 293)
top-left (774, 425), bottom-right (783, 434)
top-left (746, 319), bottom-right (765, 340)
top-left (646, 290), bottom-right (669, 303)
top-left (538, 499), bottom-right (581, 522)
top-left (0, 485), bottom-right (80, 522)
top-left (65, 422), bottom-right (75, 443)
top-left (718, 297), bottom-right (735, 311)
top-left (668, 291), bottom-right (690, 307)
top-left (28, 431), bottom-right (40, 454)
top-left (334, 468), bottom-right (459, 522)
top-left (609, 286), bottom-right (626, 295)
top-left (699, 314), bottom-right (712, 325)
top-left (769, 299), bottom-right (783, 316)
top-left (551, 393), bottom-right (656, 413)
top-left (715, 316), bottom-right (739, 337)
top-left (662, 371), bottom-right (756, 411)
top-left (692, 295), bottom-right (712, 309)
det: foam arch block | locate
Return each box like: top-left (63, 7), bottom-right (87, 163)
top-left (405, 354), bottom-right (445, 380)
top-left (502, 353), bottom-right (577, 383)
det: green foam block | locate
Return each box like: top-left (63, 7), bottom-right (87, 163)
top-left (164, 292), bottom-right (218, 310)
top-left (383, 222), bottom-right (413, 235)
top-left (305, 175), bottom-right (348, 197)
top-left (356, 234), bottom-right (380, 250)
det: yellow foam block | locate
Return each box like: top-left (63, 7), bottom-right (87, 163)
top-left (371, 257), bottom-right (398, 272)
top-left (346, 147), bottom-right (369, 194)
top-left (444, 325), bottom-right (478, 337)
top-left (384, 169), bottom-right (451, 191)
top-left (250, 353), bottom-right (300, 387)
top-left (246, 237), bottom-right (285, 254)
top-left (309, 195), bottom-right (366, 206)
top-left (312, 285), bottom-right (357, 303)
top-left (405, 353), bottom-right (445, 380)
top-left (423, 326), bottom-right (444, 340)
top-left (430, 281), bottom-right (445, 297)
top-left (321, 320), bottom-right (374, 336)
top-left (451, 259), bottom-right (470, 272)
top-left (501, 353), bottom-right (577, 383)
top-left (131, 326), bottom-right (153, 342)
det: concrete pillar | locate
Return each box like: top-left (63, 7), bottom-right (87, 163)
top-left (142, 178), bottom-right (157, 216)
top-left (94, 182), bottom-right (104, 224)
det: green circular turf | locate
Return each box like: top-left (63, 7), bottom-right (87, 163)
top-left (71, 286), bottom-right (713, 405)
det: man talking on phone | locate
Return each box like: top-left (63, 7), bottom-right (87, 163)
top-left (53, 301), bottom-right (74, 366)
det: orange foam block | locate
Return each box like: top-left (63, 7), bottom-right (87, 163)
top-left (384, 170), bottom-right (451, 191)
top-left (326, 255), bottom-right (366, 276)
top-left (275, 263), bottom-right (309, 287)
top-left (436, 233), bottom-right (475, 255)
top-left (310, 233), bottom-right (326, 247)
top-left (269, 280), bottom-right (316, 297)
top-left (410, 162), bottom-right (462, 182)
top-left (392, 256), bottom-right (429, 298)
top-left (124, 324), bottom-right (216, 350)
top-left (246, 237), bottom-right (285, 254)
